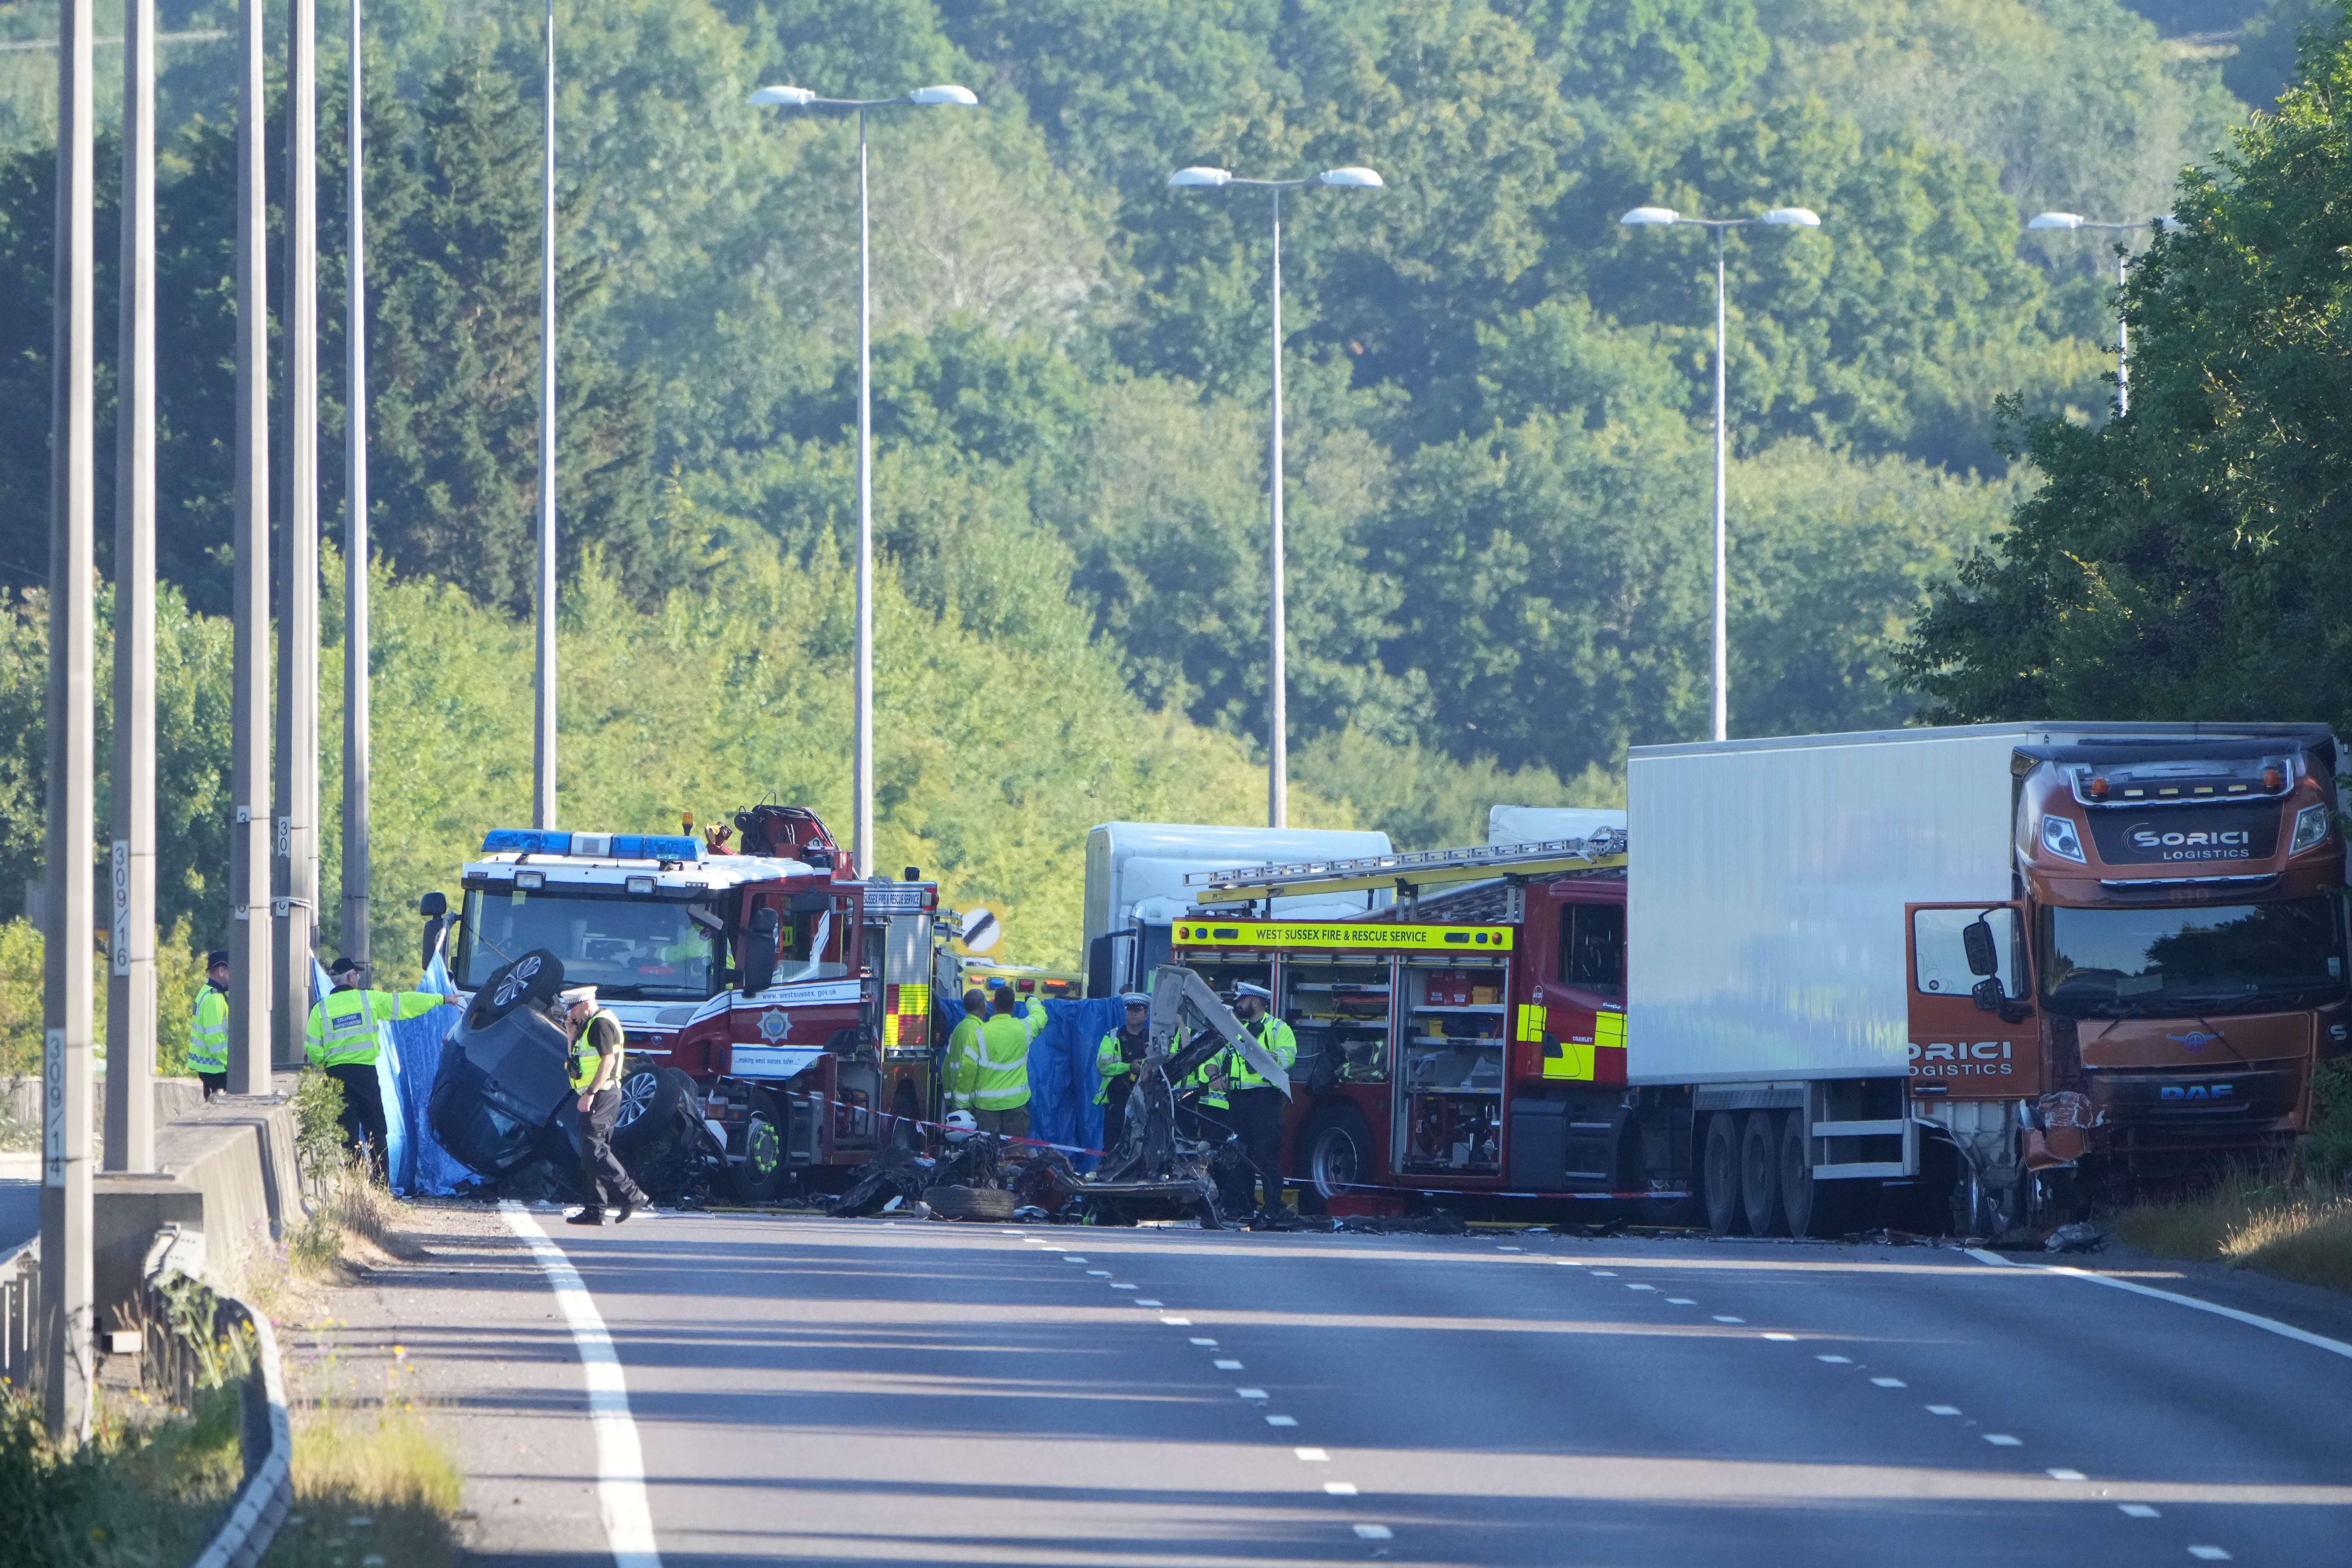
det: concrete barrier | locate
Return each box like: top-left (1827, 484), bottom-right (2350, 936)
top-left (5, 1074), bottom-right (209, 1130)
top-left (91, 1075), bottom-right (307, 1328)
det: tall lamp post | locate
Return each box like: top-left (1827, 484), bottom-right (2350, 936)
top-left (533, 0), bottom-right (556, 830)
top-left (1619, 203), bottom-right (1820, 744)
top-left (748, 81), bottom-right (977, 879)
top-left (2025, 211), bottom-right (2177, 417)
top-left (1167, 164), bottom-right (1383, 829)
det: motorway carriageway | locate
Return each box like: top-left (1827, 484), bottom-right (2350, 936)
top-left (321, 1206), bottom-right (2352, 1568)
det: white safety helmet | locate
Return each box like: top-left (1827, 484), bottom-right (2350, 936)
top-left (1232, 982), bottom-right (1272, 1002)
top-left (942, 1110), bottom-right (979, 1144)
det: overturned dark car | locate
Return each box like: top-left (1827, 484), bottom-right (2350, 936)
top-left (427, 947), bottom-right (718, 1203)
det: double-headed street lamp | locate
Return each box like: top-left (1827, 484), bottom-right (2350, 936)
top-left (750, 82), bottom-right (977, 879)
top-left (2025, 211), bottom-right (2178, 416)
top-left (1168, 163), bottom-right (1383, 829)
top-left (1619, 203), bottom-right (1821, 744)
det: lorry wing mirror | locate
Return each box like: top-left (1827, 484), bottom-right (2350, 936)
top-left (790, 893), bottom-right (832, 914)
top-left (1970, 976), bottom-right (2004, 1013)
top-left (1962, 916), bottom-right (2000, 978)
top-left (744, 906), bottom-right (780, 994)
top-left (420, 891), bottom-right (448, 917)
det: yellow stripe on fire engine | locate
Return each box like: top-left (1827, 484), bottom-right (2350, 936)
top-left (898, 983), bottom-right (930, 1015)
top-left (1516, 1004), bottom-right (1545, 1043)
top-left (1595, 1009), bottom-right (1626, 1048)
top-left (1170, 922), bottom-right (1514, 952)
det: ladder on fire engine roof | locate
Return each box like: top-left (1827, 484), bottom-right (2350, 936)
top-left (1183, 831), bottom-right (1627, 906)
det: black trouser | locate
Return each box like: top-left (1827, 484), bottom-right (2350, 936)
top-left (325, 1062), bottom-right (388, 1183)
top-left (197, 1071), bottom-right (227, 1100)
top-left (579, 1087), bottom-right (646, 1210)
top-left (1100, 1076), bottom-right (1133, 1155)
top-left (1227, 1087), bottom-right (1285, 1214)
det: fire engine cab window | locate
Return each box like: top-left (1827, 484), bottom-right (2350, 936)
top-left (1556, 904), bottom-right (1625, 999)
top-left (458, 889), bottom-right (720, 999)
top-left (2039, 899), bottom-right (2345, 1016)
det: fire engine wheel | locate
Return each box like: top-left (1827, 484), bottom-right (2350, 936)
top-left (1297, 1106), bottom-right (1374, 1215)
top-left (612, 1067), bottom-right (692, 1152)
top-left (728, 1091), bottom-right (788, 1204)
top-left (1740, 1111), bottom-right (1789, 1237)
top-left (923, 1185), bottom-right (1017, 1221)
top-left (1701, 1113), bottom-right (1746, 1236)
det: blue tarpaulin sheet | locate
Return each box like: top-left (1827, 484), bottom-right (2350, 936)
top-left (936, 995), bottom-right (1121, 1164)
top-left (384, 953), bottom-right (472, 1196)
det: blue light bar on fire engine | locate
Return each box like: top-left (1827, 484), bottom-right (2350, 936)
top-left (479, 828), bottom-right (704, 862)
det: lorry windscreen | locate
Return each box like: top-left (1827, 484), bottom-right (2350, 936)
top-left (2039, 898), bottom-right (2346, 1017)
top-left (458, 888), bottom-right (722, 1000)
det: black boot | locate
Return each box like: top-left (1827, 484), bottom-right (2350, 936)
top-left (565, 1207), bottom-right (606, 1226)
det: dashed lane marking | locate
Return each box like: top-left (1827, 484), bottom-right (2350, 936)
top-left (1237, 1388), bottom-right (1269, 1399)
top-left (1267, 1415), bottom-right (1298, 1427)
top-left (2187, 1548), bottom-right (2233, 1561)
top-left (1872, 1377), bottom-right (1907, 1388)
top-left (1135, 1299), bottom-right (1165, 1307)
top-left (1215, 1359), bottom-right (1243, 1370)
top-left (2121, 1505), bottom-right (2161, 1518)
top-left (1713, 1316), bottom-right (1745, 1323)
top-left (1983, 1434), bottom-right (2023, 1446)
top-left (1762, 1333), bottom-right (1797, 1343)
top-left (1626, 1284), bottom-right (1656, 1292)
top-left (1666, 1298), bottom-right (1697, 1305)
top-left (1354, 1524), bottom-right (1394, 1541)
top-left (1816, 1355), bottom-right (1851, 1364)
top-left (1295, 1448), bottom-right (1329, 1461)
top-left (1161, 1317), bottom-right (1193, 1326)
top-left (2047, 1470), bottom-right (2086, 1481)
top-left (499, 1203), bottom-right (661, 1568)
top-left (1926, 1405), bottom-right (1961, 1416)
top-left (1087, 1269), bottom-right (1111, 1276)
top-left (1325, 1482), bottom-right (1358, 1495)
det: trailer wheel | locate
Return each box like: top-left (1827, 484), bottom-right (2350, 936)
top-left (1779, 1110), bottom-right (1826, 1237)
top-left (728, 1089), bottom-right (787, 1204)
top-left (1297, 1106), bottom-right (1374, 1215)
top-left (1701, 1114), bottom-right (1746, 1236)
top-left (1740, 1111), bottom-right (1788, 1236)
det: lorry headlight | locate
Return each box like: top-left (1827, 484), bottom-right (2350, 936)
top-left (2292, 804), bottom-right (2330, 853)
top-left (2040, 814), bottom-right (2086, 864)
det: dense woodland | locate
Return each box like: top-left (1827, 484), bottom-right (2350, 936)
top-left (0, 0), bottom-right (2328, 975)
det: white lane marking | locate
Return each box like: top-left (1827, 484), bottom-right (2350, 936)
top-left (1926, 1405), bottom-right (1961, 1416)
top-left (1061, 1255), bottom-right (1088, 1263)
top-left (1162, 1317), bottom-right (1194, 1326)
top-left (1554, 1260), bottom-right (1579, 1267)
top-left (1266, 1415), bottom-right (1298, 1427)
top-left (2047, 1469), bottom-right (2086, 1481)
top-left (1983, 1434), bottom-right (2023, 1446)
top-left (499, 1202), bottom-right (662, 1568)
top-left (1713, 1316), bottom-right (1745, 1323)
top-left (1215, 1359), bottom-right (1243, 1370)
top-left (1816, 1355), bottom-right (1852, 1364)
top-left (1872, 1377), bottom-right (1907, 1388)
top-left (1087, 1269), bottom-right (1110, 1276)
top-left (1590, 1270), bottom-right (1618, 1277)
top-left (1762, 1333), bottom-right (1797, 1342)
top-left (1111, 1283), bottom-right (1138, 1290)
top-left (1295, 1447), bottom-right (1329, 1461)
top-left (1189, 1336), bottom-right (1217, 1345)
top-left (2187, 1548), bottom-right (2232, 1561)
top-left (1001, 1229), bottom-right (1025, 1235)
top-left (1666, 1298), bottom-right (1697, 1305)
top-left (1966, 1250), bottom-right (2352, 1362)
top-left (1236, 1388), bottom-right (1269, 1399)
top-left (1135, 1299), bottom-right (1165, 1307)
top-left (1354, 1524), bottom-right (1393, 1541)
top-left (1495, 1246), bottom-right (1522, 1252)
top-left (2120, 1504), bottom-right (2161, 1518)
top-left (1325, 1482), bottom-right (1358, 1495)
top-left (1626, 1283), bottom-right (1656, 1292)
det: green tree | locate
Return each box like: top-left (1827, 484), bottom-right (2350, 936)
top-left (1901, 13), bottom-right (2352, 726)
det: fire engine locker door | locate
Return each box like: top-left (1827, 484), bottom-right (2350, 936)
top-left (1905, 902), bottom-right (2042, 1100)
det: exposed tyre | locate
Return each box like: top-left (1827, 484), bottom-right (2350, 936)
top-left (1297, 1105), bottom-right (1374, 1215)
top-left (1701, 1113), bottom-right (1746, 1236)
top-left (467, 949), bottom-right (565, 1029)
top-left (1779, 1109), bottom-right (1826, 1238)
top-left (613, 1066), bottom-right (693, 1152)
top-left (1741, 1111), bottom-right (1787, 1236)
top-left (924, 1184), bottom-right (1016, 1221)
top-left (727, 1089), bottom-right (787, 1203)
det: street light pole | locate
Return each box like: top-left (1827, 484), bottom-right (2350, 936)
top-left (2024, 212), bottom-right (2176, 418)
top-left (276, 0), bottom-right (320, 1067)
top-left (533, 0), bottom-right (556, 830)
top-left (342, 0), bottom-right (368, 969)
top-left (105, 0), bottom-right (156, 1175)
top-left (748, 81), bottom-right (978, 878)
top-left (228, 0), bottom-right (272, 1098)
top-left (1619, 203), bottom-right (1822, 743)
top-left (1167, 164), bottom-right (1384, 827)
top-left (43, 0), bottom-right (96, 1440)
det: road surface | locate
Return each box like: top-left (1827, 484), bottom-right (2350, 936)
top-left (309, 1205), bottom-right (2352, 1567)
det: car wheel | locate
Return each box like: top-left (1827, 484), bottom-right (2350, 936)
top-left (1297, 1105), bottom-right (1373, 1215)
top-left (468, 949), bottom-right (566, 1027)
top-left (1702, 1113), bottom-right (1745, 1236)
top-left (728, 1090), bottom-right (787, 1203)
top-left (613, 1067), bottom-right (692, 1152)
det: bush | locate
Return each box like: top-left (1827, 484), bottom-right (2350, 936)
top-left (289, 1069), bottom-right (349, 1190)
top-left (2303, 1056), bottom-right (2352, 1190)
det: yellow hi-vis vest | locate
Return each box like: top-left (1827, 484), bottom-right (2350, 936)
top-left (1095, 1028), bottom-right (1149, 1105)
top-left (1225, 1015), bottom-right (1298, 1092)
top-left (571, 1007), bottom-right (625, 1092)
top-left (188, 986), bottom-right (229, 1074)
top-left (305, 987), bottom-right (450, 1069)
top-left (951, 1006), bottom-right (1042, 1112)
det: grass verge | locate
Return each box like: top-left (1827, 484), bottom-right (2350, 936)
top-left (0, 1368), bottom-right (243, 1568)
top-left (261, 1400), bottom-right (464, 1568)
top-left (2114, 1170), bottom-right (2352, 1294)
